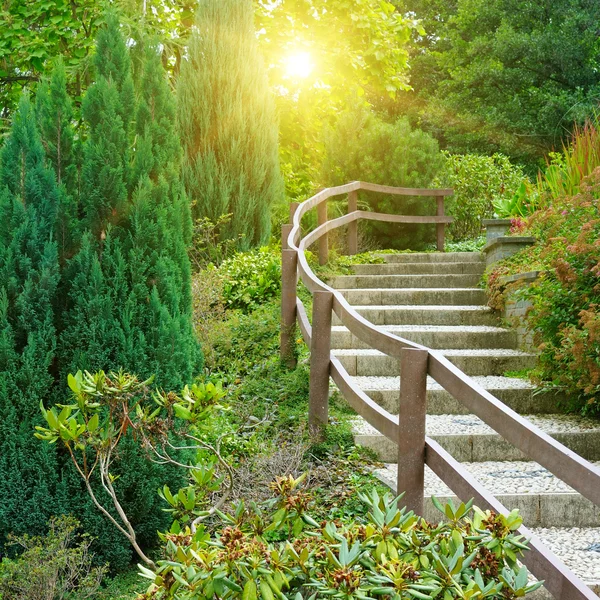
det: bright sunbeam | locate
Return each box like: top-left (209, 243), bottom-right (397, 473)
top-left (284, 52), bottom-right (313, 79)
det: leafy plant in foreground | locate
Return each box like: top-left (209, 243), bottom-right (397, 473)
top-left (138, 481), bottom-right (541, 599)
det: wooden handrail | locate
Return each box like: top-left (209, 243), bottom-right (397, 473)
top-left (283, 181), bottom-right (600, 600)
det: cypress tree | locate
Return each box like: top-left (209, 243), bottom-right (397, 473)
top-left (80, 12), bottom-right (134, 238)
top-left (178, 0), bottom-right (283, 249)
top-left (56, 23), bottom-right (200, 563)
top-left (0, 95), bottom-right (64, 543)
top-left (127, 42), bottom-right (200, 389)
top-left (36, 58), bottom-right (79, 262)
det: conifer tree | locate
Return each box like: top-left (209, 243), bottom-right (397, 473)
top-left (178, 0), bottom-right (283, 249)
top-left (57, 24), bottom-right (200, 562)
top-left (127, 42), bottom-right (200, 389)
top-left (36, 58), bottom-right (79, 262)
top-left (80, 12), bottom-right (134, 238)
top-left (0, 95), bottom-right (64, 543)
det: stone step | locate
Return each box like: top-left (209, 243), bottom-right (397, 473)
top-left (529, 527), bottom-right (600, 589)
top-left (343, 375), bottom-right (562, 415)
top-left (338, 288), bottom-right (489, 306)
top-left (378, 252), bottom-right (485, 264)
top-left (329, 273), bottom-right (482, 289)
top-left (332, 305), bottom-right (497, 327)
top-left (352, 262), bottom-right (486, 275)
top-left (333, 348), bottom-right (536, 377)
top-left (351, 413), bottom-right (600, 462)
top-left (331, 324), bottom-right (517, 350)
top-left (373, 461), bottom-right (600, 528)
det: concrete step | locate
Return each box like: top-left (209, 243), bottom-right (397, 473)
top-left (529, 527), bottom-right (600, 589)
top-left (333, 348), bottom-right (537, 377)
top-left (352, 263), bottom-right (486, 275)
top-left (374, 461), bottom-right (600, 528)
top-left (338, 288), bottom-right (489, 306)
top-left (342, 375), bottom-right (562, 415)
top-left (378, 252), bottom-right (485, 264)
top-left (331, 324), bottom-right (517, 350)
top-left (351, 413), bottom-right (600, 462)
top-left (329, 273), bottom-right (482, 289)
top-left (332, 305), bottom-right (498, 327)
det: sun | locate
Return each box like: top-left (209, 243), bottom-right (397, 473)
top-left (284, 52), bottom-right (314, 79)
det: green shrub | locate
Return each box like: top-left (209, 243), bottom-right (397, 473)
top-left (434, 153), bottom-right (526, 241)
top-left (138, 480), bottom-right (540, 599)
top-left (0, 516), bottom-right (105, 600)
top-left (321, 105), bottom-right (444, 250)
top-left (178, 0), bottom-right (283, 249)
top-left (220, 247), bottom-right (282, 312)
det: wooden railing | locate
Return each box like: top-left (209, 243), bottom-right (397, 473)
top-left (281, 181), bottom-right (600, 600)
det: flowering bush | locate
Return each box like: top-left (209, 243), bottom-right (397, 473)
top-left (138, 477), bottom-right (540, 600)
top-left (486, 169), bottom-right (600, 414)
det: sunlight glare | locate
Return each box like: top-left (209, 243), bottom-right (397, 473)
top-left (285, 52), bottom-right (313, 79)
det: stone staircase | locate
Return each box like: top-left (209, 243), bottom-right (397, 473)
top-left (327, 252), bottom-right (600, 589)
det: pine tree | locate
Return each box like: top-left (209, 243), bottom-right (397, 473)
top-left (178, 0), bottom-right (283, 249)
top-left (0, 95), bottom-right (64, 543)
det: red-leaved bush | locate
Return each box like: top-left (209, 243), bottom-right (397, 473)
top-left (487, 169), bottom-right (600, 414)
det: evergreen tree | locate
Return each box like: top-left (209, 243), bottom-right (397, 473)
top-left (178, 0), bottom-right (283, 249)
top-left (127, 42), bottom-right (200, 389)
top-left (0, 95), bottom-right (64, 543)
top-left (36, 58), bottom-right (79, 262)
top-left (80, 13), bottom-right (133, 238)
top-left (57, 26), bottom-right (200, 563)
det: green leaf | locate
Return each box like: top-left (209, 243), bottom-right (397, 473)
top-left (243, 579), bottom-right (258, 600)
top-left (87, 413), bottom-right (99, 433)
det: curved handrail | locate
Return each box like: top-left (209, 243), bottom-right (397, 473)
top-left (285, 181), bottom-right (600, 600)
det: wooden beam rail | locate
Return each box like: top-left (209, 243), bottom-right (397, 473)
top-left (282, 181), bottom-right (600, 600)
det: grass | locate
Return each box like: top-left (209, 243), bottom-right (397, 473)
top-left (503, 368), bottom-right (534, 380)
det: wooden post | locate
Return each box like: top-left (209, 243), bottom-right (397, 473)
top-left (348, 190), bottom-right (358, 255)
top-left (317, 201), bottom-right (328, 265)
top-left (290, 202), bottom-right (299, 226)
top-left (397, 347), bottom-right (429, 515)
top-left (436, 196), bottom-right (445, 252)
top-left (348, 191), bottom-right (358, 256)
top-left (308, 290), bottom-right (333, 439)
top-left (280, 225), bottom-right (297, 368)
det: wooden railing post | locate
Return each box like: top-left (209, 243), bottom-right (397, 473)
top-left (436, 196), bottom-right (445, 251)
top-left (309, 290), bottom-right (333, 439)
top-left (280, 224), bottom-right (298, 368)
top-left (317, 201), bottom-right (328, 265)
top-left (348, 190), bottom-right (358, 255)
top-left (397, 347), bottom-right (429, 514)
top-left (290, 202), bottom-right (299, 225)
